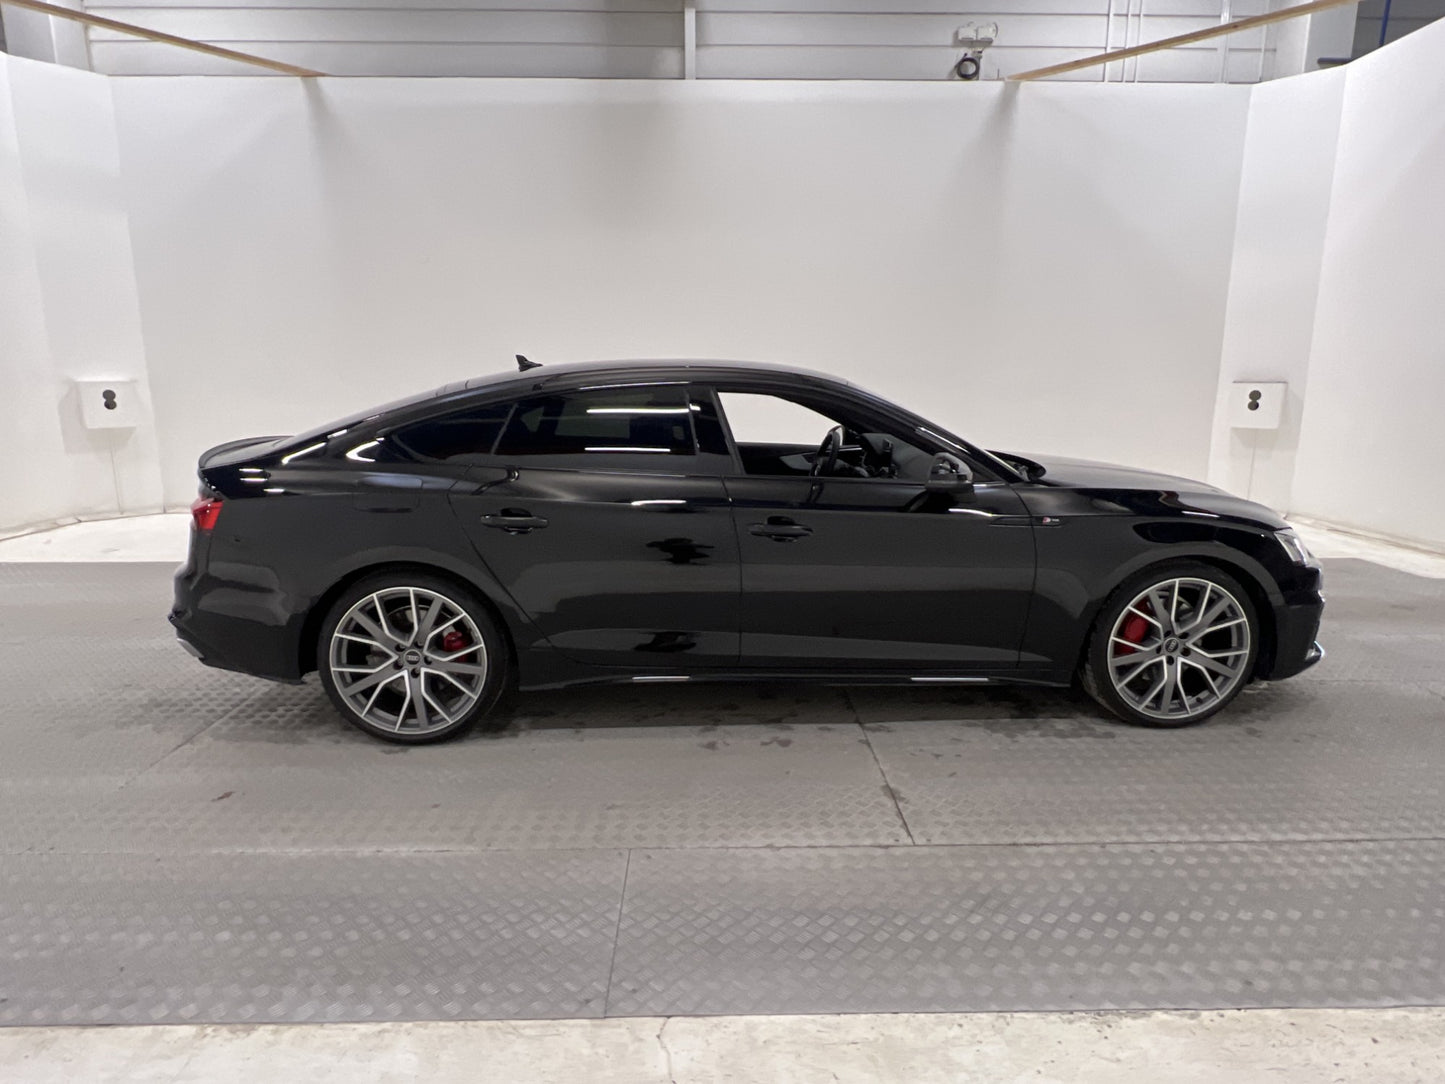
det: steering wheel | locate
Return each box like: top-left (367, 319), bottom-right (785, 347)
top-left (810, 425), bottom-right (846, 478)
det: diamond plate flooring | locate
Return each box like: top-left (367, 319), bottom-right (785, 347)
top-left (0, 559), bottom-right (1442, 1024)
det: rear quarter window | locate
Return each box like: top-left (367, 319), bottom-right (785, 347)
top-left (495, 387), bottom-right (694, 457)
top-left (389, 401), bottom-right (513, 462)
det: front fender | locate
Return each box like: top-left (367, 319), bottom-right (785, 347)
top-left (1019, 512), bottom-right (1294, 671)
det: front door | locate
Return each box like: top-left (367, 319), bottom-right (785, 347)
top-left (713, 388), bottom-right (1036, 669)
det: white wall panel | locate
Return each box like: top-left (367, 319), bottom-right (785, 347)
top-left (1207, 65), bottom-right (1346, 514)
top-left (104, 77), bottom-right (1248, 507)
top-left (0, 58), bottom-right (59, 531)
top-left (9, 14), bottom-right (1439, 539)
top-left (1292, 18), bottom-right (1445, 548)
top-left (0, 55), bottom-right (163, 535)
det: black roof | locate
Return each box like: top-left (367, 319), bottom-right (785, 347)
top-left (292, 359), bottom-right (850, 446)
top-left (287, 356), bottom-right (1020, 482)
top-left (462, 358), bottom-right (852, 393)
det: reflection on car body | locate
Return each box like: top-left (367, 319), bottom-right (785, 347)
top-left (172, 358), bottom-right (1324, 743)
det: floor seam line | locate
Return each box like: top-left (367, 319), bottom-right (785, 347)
top-left (601, 848), bottom-right (633, 1018)
top-left (860, 722), bottom-right (916, 846)
top-left (17, 834), bottom-right (1445, 860)
top-left (17, 690), bottom-right (265, 861)
top-left (111, 688), bottom-right (272, 791)
top-left (16, 690), bottom-right (267, 855)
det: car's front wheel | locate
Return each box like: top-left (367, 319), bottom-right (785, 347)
top-left (1082, 562), bottom-right (1259, 728)
top-left (317, 572), bottom-right (509, 743)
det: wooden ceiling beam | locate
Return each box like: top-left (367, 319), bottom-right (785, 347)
top-left (0, 0), bottom-right (324, 77)
top-left (1008, 0), bottom-right (1359, 82)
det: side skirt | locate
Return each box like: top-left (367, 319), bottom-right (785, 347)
top-left (515, 669), bottom-right (1074, 693)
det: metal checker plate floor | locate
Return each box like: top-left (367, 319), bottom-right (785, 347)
top-left (0, 559), bottom-right (1442, 1024)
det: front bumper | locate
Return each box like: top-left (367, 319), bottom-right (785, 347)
top-left (1259, 596), bottom-right (1326, 681)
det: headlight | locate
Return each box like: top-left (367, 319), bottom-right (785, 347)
top-left (1275, 527), bottom-right (1314, 566)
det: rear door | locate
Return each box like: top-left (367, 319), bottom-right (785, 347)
top-left (447, 383), bottom-right (740, 669)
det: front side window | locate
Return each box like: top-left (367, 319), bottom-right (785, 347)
top-left (719, 393), bottom-right (837, 447)
top-left (495, 386), bottom-right (695, 459)
top-left (716, 389), bottom-right (933, 481)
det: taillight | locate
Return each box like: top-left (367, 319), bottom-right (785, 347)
top-left (190, 496), bottom-right (223, 532)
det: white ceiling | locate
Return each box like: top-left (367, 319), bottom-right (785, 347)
top-left (5, 0), bottom-right (1443, 80)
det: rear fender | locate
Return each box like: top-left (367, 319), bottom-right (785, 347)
top-left (294, 545), bottom-right (551, 676)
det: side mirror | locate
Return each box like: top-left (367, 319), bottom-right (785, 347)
top-left (926, 453), bottom-right (974, 492)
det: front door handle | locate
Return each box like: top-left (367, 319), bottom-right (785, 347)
top-left (482, 510), bottom-right (549, 534)
top-left (749, 516), bottom-right (813, 542)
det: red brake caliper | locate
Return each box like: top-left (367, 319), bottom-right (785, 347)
top-left (441, 629), bottom-right (470, 655)
top-left (1116, 605), bottom-right (1152, 656)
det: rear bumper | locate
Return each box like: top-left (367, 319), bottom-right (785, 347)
top-left (172, 557), bottom-right (306, 683)
top-left (1260, 596), bottom-right (1326, 681)
top-left (170, 609), bottom-right (305, 684)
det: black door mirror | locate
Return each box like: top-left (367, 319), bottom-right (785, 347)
top-left (926, 453), bottom-right (974, 492)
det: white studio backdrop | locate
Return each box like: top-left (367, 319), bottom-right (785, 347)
top-left (107, 77), bottom-right (1250, 508)
top-left (0, 54), bottom-right (163, 532)
top-left (1207, 65), bottom-right (1348, 516)
top-left (1207, 18), bottom-right (1445, 552)
top-left (1291, 20), bottom-right (1445, 551)
top-left (1, 20), bottom-right (1442, 547)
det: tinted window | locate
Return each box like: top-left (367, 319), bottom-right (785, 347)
top-left (495, 387), bottom-right (694, 457)
top-left (390, 401), bottom-right (513, 462)
top-left (689, 393), bottom-right (731, 457)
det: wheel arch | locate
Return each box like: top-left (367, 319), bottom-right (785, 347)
top-left (1187, 553), bottom-right (1278, 680)
top-left (1074, 548), bottom-right (1280, 680)
top-left (298, 558), bottom-right (522, 678)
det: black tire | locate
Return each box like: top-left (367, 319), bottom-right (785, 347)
top-left (317, 571), bottom-right (510, 744)
top-left (1081, 560), bottom-right (1259, 729)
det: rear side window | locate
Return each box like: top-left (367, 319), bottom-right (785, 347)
top-left (390, 401), bottom-right (513, 462)
top-left (496, 387), bottom-right (694, 458)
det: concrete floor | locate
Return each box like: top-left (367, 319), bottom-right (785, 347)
top-left (4, 1008), bottom-right (1445, 1083)
top-left (1, 550), bottom-right (1443, 1028)
top-left (1, 516), bottom-right (1444, 1080)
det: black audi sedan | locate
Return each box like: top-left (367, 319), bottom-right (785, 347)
top-left (172, 358), bottom-right (1324, 743)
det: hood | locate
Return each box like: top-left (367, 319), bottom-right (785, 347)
top-left (997, 452), bottom-right (1225, 494)
top-left (992, 450), bottom-right (1289, 530)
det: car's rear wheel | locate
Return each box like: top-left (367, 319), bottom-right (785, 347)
top-left (1082, 562), bottom-right (1258, 728)
top-left (317, 572), bottom-right (508, 743)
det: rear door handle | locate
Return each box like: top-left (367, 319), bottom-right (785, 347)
top-left (482, 510), bottom-right (549, 534)
top-left (749, 517), bottom-right (813, 542)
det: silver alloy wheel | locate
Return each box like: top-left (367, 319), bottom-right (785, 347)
top-left (327, 586), bottom-right (488, 736)
top-left (1107, 576), bottom-right (1251, 722)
